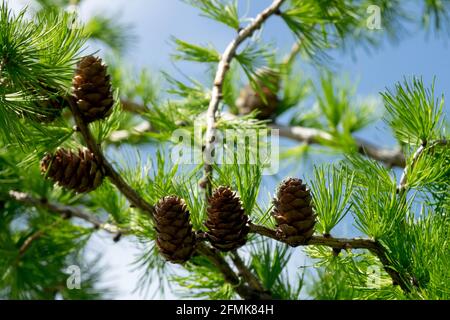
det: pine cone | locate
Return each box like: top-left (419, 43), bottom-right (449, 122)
top-left (40, 148), bottom-right (104, 193)
top-left (154, 196), bottom-right (196, 264)
top-left (206, 186), bottom-right (249, 252)
top-left (272, 178), bottom-right (316, 246)
top-left (236, 68), bottom-right (280, 120)
top-left (72, 55), bottom-right (114, 123)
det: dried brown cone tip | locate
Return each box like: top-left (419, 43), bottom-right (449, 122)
top-left (206, 186), bottom-right (249, 252)
top-left (272, 178), bottom-right (316, 246)
top-left (72, 55), bottom-right (114, 123)
top-left (235, 68), bottom-right (280, 120)
top-left (154, 196), bottom-right (196, 264)
top-left (40, 148), bottom-right (105, 193)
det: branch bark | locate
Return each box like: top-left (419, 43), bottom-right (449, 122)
top-left (10, 191), bottom-right (266, 299)
top-left (230, 250), bottom-right (268, 294)
top-left (19, 229), bottom-right (47, 256)
top-left (9, 191), bottom-right (129, 236)
top-left (68, 96), bottom-right (156, 218)
top-left (196, 243), bottom-right (272, 300)
top-left (273, 124), bottom-right (406, 168)
top-left (282, 41), bottom-right (301, 66)
top-left (108, 118), bottom-right (407, 168)
top-left (203, 0), bottom-right (286, 196)
top-left (10, 190), bottom-right (413, 296)
top-left (397, 139), bottom-right (448, 193)
top-left (249, 223), bottom-right (411, 292)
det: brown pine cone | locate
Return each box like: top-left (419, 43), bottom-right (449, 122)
top-left (154, 196), bottom-right (196, 264)
top-left (235, 68), bottom-right (280, 120)
top-left (205, 186), bottom-right (249, 252)
top-left (72, 55), bottom-right (114, 123)
top-left (40, 148), bottom-right (104, 193)
top-left (272, 178), bottom-right (316, 246)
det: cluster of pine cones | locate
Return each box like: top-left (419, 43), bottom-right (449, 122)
top-left (38, 57), bottom-right (315, 264)
top-left (153, 178), bottom-right (315, 264)
top-left (154, 186), bottom-right (250, 264)
top-left (40, 55), bottom-right (114, 194)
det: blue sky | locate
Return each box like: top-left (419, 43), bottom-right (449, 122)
top-left (9, 0), bottom-right (450, 299)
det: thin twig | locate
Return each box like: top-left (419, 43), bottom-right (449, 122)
top-left (9, 191), bottom-right (129, 235)
top-left (282, 41), bottom-right (301, 66)
top-left (397, 143), bottom-right (426, 193)
top-left (202, 0), bottom-right (286, 197)
top-left (18, 220), bottom-right (62, 257)
top-left (10, 189), bottom-right (270, 299)
top-left (108, 117), bottom-right (407, 168)
top-left (397, 139), bottom-right (448, 193)
top-left (196, 243), bottom-right (272, 300)
top-left (273, 123), bottom-right (406, 168)
top-left (248, 223), bottom-right (411, 292)
top-left (108, 121), bottom-right (152, 144)
top-left (68, 96), bottom-right (155, 218)
top-left (230, 250), bottom-right (267, 294)
top-left (19, 229), bottom-right (46, 256)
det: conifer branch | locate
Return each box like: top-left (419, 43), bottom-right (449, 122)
top-left (19, 229), bottom-right (47, 256)
top-left (107, 117), bottom-right (406, 167)
top-left (8, 191), bottom-right (129, 236)
top-left (9, 191), bottom-right (270, 298)
top-left (196, 243), bottom-right (272, 300)
top-left (248, 223), bottom-right (411, 292)
top-left (397, 139), bottom-right (448, 193)
top-left (16, 220), bottom-right (62, 258)
top-left (108, 121), bottom-right (152, 143)
top-left (282, 41), bottom-right (301, 66)
top-left (67, 96), bottom-right (156, 218)
top-left (230, 250), bottom-right (268, 294)
top-left (203, 0), bottom-right (286, 196)
top-left (398, 143), bottom-right (426, 193)
top-left (273, 124), bottom-right (406, 168)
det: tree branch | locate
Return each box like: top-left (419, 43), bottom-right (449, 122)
top-left (248, 223), bottom-right (411, 292)
top-left (230, 250), bottom-right (268, 294)
top-left (9, 190), bottom-right (129, 236)
top-left (397, 139), bottom-right (448, 193)
top-left (282, 41), bottom-right (301, 66)
top-left (9, 189), bottom-right (271, 299)
top-left (196, 243), bottom-right (272, 300)
top-left (68, 96), bottom-right (155, 218)
top-left (202, 0), bottom-right (286, 196)
top-left (108, 121), bottom-right (152, 143)
top-left (273, 124), bottom-right (406, 168)
top-left (19, 229), bottom-right (47, 256)
top-left (121, 99), bottom-right (148, 114)
top-left (108, 117), bottom-right (407, 168)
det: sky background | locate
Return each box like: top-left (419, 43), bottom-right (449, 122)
top-left (8, 0), bottom-right (450, 299)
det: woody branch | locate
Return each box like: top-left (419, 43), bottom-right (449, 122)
top-left (202, 0), bottom-right (286, 196)
top-left (10, 190), bottom-right (413, 295)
